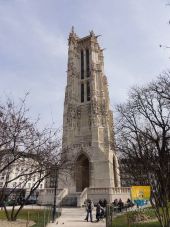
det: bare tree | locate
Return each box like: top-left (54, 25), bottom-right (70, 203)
top-left (0, 96), bottom-right (68, 221)
top-left (116, 74), bottom-right (170, 227)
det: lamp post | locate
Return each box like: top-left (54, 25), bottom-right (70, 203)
top-left (52, 167), bottom-right (58, 223)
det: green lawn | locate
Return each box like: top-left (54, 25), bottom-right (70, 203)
top-left (112, 208), bottom-right (161, 227)
top-left (112, 214), bottom-right (160, 227)
top-left (0, 207), bottom-right (57, 227)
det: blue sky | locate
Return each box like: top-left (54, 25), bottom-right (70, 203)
top-left (0, 0), bottom-right (170, 128)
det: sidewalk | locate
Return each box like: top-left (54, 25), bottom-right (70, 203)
top-left (47, 208), bottom-right (105, 227)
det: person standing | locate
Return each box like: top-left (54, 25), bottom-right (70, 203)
top-left (96, 203), bottom-right (101, 222)
top-left (118, 198), bottom-right (124, 212)
top-left (96, 203), bottom-right (104, 222)
top-left (86, 199), bottom-right (94, 222)
top-left (103, 198), bottom-right (107, 208)
top-left (84, 199), bottom-right (89, 221)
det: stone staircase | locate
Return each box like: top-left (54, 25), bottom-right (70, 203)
top-left (61, 192), bottom-right (81, 207)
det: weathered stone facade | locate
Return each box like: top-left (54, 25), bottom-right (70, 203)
top-left (58, 28), bottom-right (121, 194)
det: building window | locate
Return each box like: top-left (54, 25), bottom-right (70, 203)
top-left (81, 50), bottom-right (84, 79)
top-left (87, 81), bottom-right (90, 101)
top-left (86, 49), bottom-right (90, 77)
top-left (81, 83), bottom-right (84, 103)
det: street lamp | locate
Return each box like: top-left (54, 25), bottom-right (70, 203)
top-left (52, 167), bottom-right (58, 223)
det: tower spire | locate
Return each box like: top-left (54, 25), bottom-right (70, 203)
top-left (71, 25), bottom-right (74, 34)
top-left (69, 26), bottom-right (78, 43)
top-left (90, 30), bottom-right (95, 37)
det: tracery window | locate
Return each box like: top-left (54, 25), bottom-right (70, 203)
top-left (87, 81), bottom-right (90, 101)
top-left (81, 50), bottom-right (84, 79)
top-left (86, 49), bottom-right (90, 77)
top-left (80, 49), bottom-right (90, 103)
top-left (81, 83), bottom-right (84, 103)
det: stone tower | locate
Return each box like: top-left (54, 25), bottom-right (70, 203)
top-left (59, 28), bottom-right (120, 195)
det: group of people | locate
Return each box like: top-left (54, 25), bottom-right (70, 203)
top-left (85, 199), bottom-right (134, 222)
top-left (84, 199), bottom-right (107, 222)
top-left (84, 198), bottom-right (134, 222)
top-left (112, 198), bottom-right (124, 212)
top-left (112, 198), bottom-right (134, 212)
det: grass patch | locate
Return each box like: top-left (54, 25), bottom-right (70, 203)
top-left (0, 207), bottom-right (58, 227)
top-left (112, 208), bottom-right (161, 227)
top-left (113, 214), bottom-right (160, 227)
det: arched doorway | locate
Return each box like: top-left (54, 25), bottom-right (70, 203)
top-left (75, 154), bottom-right (90, 192)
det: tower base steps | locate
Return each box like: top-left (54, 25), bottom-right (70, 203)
top-left (61, 193), bottom-right (81, 207)
top-left (37, 187), bottom-right (131, 207)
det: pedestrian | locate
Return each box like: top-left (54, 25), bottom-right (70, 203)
top-left (84, 199), bottom-right (89, 221)
top-left (127, 198), bottom-right (134, 208)
top-left (96, 203), bottom-right (104, 222)
top-left (103, 198), bottom-right (107, 208)
top-left (99, 199), bottom-right (103, 206)
top-left (113, 198), bottom-right (118, 206)
top-left (96, 203), bottom-right (101, 222)
top-left (86, 199), bottom-right (94, 222)
top-left (118, 198), bottom-right (124, 212)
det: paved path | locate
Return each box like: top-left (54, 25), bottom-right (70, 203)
top-left (47, 208), bottom-right (105, 227)
top-left (0, 219), bottom-right (35, 227)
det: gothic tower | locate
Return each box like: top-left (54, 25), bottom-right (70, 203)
top-left (59, 28), bottom-right (120, 194)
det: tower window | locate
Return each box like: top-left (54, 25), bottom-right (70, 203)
top-left (87, 81), bottom-right (90, 101)
top-left (86, 49), bottom-right (90, 77)
top-left (81, 50), bottom-right (84, 79)
top-left (81, 83), bottom-right (84, 103)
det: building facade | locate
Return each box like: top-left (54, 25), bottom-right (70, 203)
top-left (0, 157), bottom-right (45, 201)
top-left (58, 28), bottom-right (121, 194)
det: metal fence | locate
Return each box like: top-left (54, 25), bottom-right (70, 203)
top-left (5, 203), bottom-right (62, 227)
top-left (106, 204), bottom-right (113, 227)
top-left (105, 204), bottom-right (131, 227)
